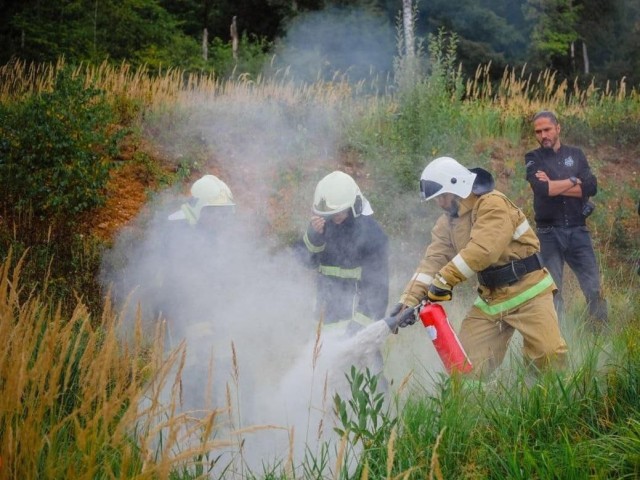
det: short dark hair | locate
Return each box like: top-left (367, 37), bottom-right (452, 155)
top-left (532, 110), bottom-right (559, 124)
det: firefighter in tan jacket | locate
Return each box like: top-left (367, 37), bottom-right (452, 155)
top-left (391, 157), bottom-right (567, 378)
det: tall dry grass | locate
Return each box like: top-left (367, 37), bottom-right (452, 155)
top-left (0, 59), bottom-right (361, 111)
top-left (0, 251), bottom-right (238, 479)
top-left (465, 63), bottom-right (637, 118)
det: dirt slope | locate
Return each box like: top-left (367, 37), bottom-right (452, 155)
top-left (88, 137), bottom-right (640, 264)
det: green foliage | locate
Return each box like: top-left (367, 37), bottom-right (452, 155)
top-left (357, 28), bottom-right (469, 192)
top-left (210, 33), bottom-right (272, 80)
top-left (412, 0), bottom-right (529, 77)
top-left (333, 366), bottom-right (398, 477)
top-left (524, 0), bottom-right (581, 67)
top-left (0, 68), bottom-right (124, 223)
top-left (2, 0), bottom-right (639, 86)
top-left (4, 0), bottom-right (203, 70)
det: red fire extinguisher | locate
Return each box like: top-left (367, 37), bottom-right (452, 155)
top-left (419, 302), bottom-right (473, 374)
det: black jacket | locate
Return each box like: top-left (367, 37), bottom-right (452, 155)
top-left (525, 144), bottom-right (598, 227)
top-left (294, 213), bottom-right (389, 324)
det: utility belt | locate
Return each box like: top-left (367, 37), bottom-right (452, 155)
top-left (477, 253), bottom-right (543, 288)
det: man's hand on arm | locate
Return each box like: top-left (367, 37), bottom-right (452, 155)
top-left (535, 170), bottom-right (583, 197)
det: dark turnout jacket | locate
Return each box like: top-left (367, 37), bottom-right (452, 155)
top-left (525, 145), bottom-right (598, 227)
top-left (294, 213), bottom-right (389, 324)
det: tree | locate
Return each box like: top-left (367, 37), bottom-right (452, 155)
top-left (576, 0), bottom-right (640, 85)
top-left (524, 0), bottom-right (581, 73)
top-left (0, 0), bottom-right (202, 69)
top-left (406, 0), bottom-right (528, 80)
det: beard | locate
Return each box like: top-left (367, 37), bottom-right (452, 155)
top-left (444, 199), bottom-right (460, 217)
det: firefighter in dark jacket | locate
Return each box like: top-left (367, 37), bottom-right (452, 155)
top-left (525, 110), bottom-right (607, 324)
top-left (295, 170), bottom-right (389, 336)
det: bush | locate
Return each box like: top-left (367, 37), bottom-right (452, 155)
top-left (0, 68), bottom-right (124, 224)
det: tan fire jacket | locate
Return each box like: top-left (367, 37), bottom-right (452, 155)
top-left (400, 191), bottom-right (555, 317)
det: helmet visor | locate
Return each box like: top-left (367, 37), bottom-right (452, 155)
top-left (420, 179), bottom-right (443, 200)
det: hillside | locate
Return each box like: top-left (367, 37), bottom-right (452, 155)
top-left (88, 133), bottom-right (640, 270)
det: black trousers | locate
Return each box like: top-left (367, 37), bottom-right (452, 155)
top-left (536, 225), bottom-right (608, 323)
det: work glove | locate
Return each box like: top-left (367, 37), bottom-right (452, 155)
top-left (384, 303), bottom-right (417, 334)
top-left (396, 306), bottom-right (418, 327)
top-left (427, 274), bottom-right (453, 302)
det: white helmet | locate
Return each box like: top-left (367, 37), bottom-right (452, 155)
top-left (419, 157), bottom-right (477, 201)
top-left (312, 171), bottom-right (363, 217)
top-left (190, 175), bottom-right (235, 208)
top-left (168, 174), bottom-right (234, 224)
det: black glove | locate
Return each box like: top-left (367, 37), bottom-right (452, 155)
top-left (396, 306), bottom-right (418, 328)
top-left (427, 275), bottom-right (453, 302)
top-left (384, 303), bottom-right (417, 334)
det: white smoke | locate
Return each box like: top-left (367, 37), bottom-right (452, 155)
top-left (270, 7), bottom-right (396, 87)
top-left (99, 195), bottom-right (388, 471)
top-left (101, 195), bottom-right (454, 477)
top-left (98, 5), bottom-right (456, 476)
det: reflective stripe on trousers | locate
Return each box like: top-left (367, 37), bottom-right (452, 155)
top-left (473, 274), bottom-right (554, 316)
top-left (318, 264), bottom-right (362, 280)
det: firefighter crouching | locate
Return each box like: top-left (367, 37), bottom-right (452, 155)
top-left (294, 171), bottom-right (389, 338)
top-left (389, 157), bottom-right (568, 379)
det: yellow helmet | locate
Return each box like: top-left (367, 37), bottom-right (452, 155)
top-left (169, 175), bottom-right (234, 225)
top-left (312, 171), bottom-right (363, 217)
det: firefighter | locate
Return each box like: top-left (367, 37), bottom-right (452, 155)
top-left (294, 170), bottom-right (389, 336)
top-left (164, 174), bottom-right (240, 412)
top-left (168, 173), bottom-right (236, 228)
top-left (390, 157), bottom-right (568, 379)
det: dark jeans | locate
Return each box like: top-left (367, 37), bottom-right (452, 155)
top-left (536, 225), bottom-right (608, 323)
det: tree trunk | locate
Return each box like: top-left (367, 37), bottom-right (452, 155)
top-left (570, 41), bottom-right (575, 71)
top-left (203, 0), bottom-right (211, 61)
top-left (93, 0), bottom-right (98, 56)
top-left (582, 40), bottom-right (589, 74)
top-left (202, 28), bottom-right (208, 61)
top-left (230, 16), bottom-right (238, 61)
top-left (402, 0), bottom-right (414, 58)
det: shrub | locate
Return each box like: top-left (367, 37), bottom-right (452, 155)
top-left (0, 67), bottom-right (124, 224)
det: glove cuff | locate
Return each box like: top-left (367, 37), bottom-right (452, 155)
top-left (433, 273), bottom-right (452, 289)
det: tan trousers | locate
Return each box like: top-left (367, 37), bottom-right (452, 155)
top-left (458, 292), bottom-right (568, 379)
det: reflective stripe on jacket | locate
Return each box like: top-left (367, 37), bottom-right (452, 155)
top-left (294, 213), bottom-right (389, 324)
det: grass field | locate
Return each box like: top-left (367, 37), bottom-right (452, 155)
top-left (0, 52), bottom-right (639, 478)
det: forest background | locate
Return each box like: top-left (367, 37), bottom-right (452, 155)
top-left (2, 0), bottom-right (640, 86)
top-left (0, 0), bottom-right (640, 479)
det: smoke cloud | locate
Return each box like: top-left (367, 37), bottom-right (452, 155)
top-left (270, 7), bottom-right (396, 86)
top-left (100, 5), bottom-right (455, 476)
